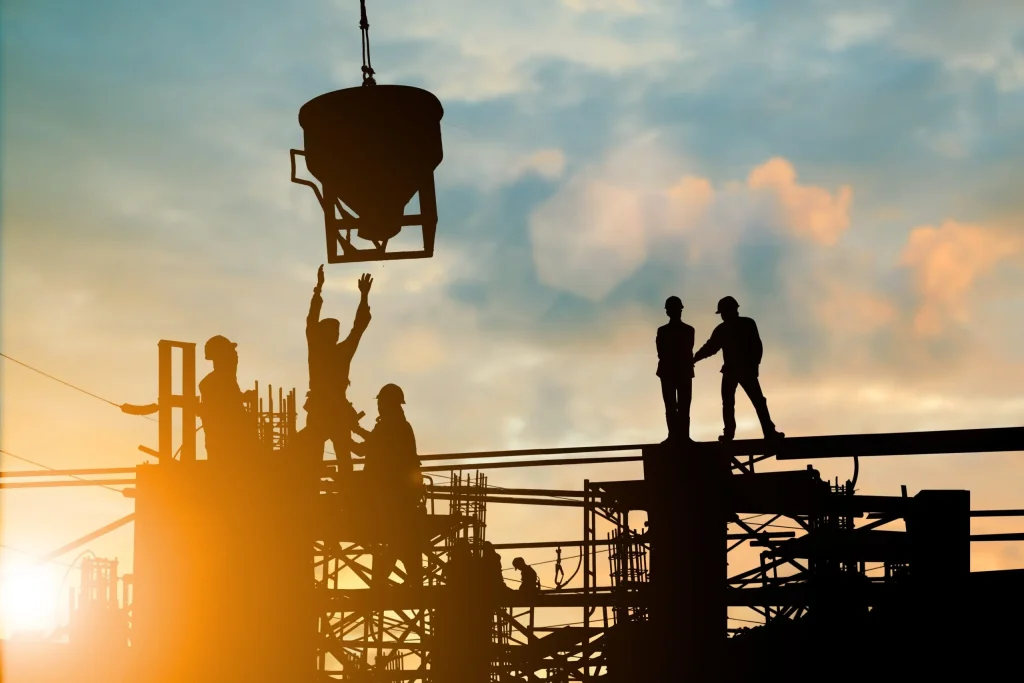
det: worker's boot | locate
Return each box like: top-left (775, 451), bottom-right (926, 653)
top-left (718, 433), bottom-right (734, 442)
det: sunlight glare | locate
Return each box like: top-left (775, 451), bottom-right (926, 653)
top-left (0, 563), bottom-right (60, 636)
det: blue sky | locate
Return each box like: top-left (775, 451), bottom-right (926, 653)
top-left (3, 0), bottom-right (1024, 636)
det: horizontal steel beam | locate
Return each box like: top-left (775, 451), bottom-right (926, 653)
top-left (762, 426), bottom-right (1024, 460)
top-left (420, 455), bottom-right (642, 472)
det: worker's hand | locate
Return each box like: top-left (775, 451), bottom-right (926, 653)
top-left (358, 273), bottom-right (373, 295)
top-left (316, 264), bottom-right (325, 289)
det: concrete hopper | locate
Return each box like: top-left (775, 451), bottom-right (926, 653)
top-left (292, 85), bottom-right (444, 263)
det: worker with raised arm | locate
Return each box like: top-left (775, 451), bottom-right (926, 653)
top-left (197, 335), bottom-right (260, 461)
top-left (305, 265), bottom-right (373, 471)
top-left (656, 296), bottom-right (695, 443)
top-left (693, 296), bottom-right (784, 442)
top-left (352, 383), bottom-right (424, 590)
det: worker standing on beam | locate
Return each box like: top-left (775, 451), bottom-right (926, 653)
top-left (693, 296), bottom-right (785, 442)
top-left (656, 295), bottom-right (695, 443)
top-left (198, 335), bottom-right (259, 461)
top-left (353, 383), bottom-right (424, 590)
top-left (305, 265), bottom-right (373, 472)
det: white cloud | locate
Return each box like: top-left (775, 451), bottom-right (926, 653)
top-left (528, 140), bottom-right (853, 300)
top-left (825, 11), bottom-right (892, 51)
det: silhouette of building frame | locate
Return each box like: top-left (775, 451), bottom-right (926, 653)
top-left (5, 340), bottom-right (1024, 681)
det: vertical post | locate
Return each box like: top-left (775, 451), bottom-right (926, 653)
top-left (420, 173), bottom-right (439, 256)
top-left (582, 479), bottom-right (591, 682)
top-left (643, 442), bottom-right (728, 683)
top-left (180, 343), bottom-right (196, 462)
top-left (907, 489), bottom-right (970, 676)
top-left (158, 341), bottom-right (173, 461)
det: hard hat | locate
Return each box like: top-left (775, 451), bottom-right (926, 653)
top-left (204, 335), bottom-right (237, 361)
top-left (715, 296), bottom-right (739, 313)
top-left (376, 383), bottom-right (405, 404)
top-left (665, 296), bottom-right (683, 309)
top-left (512, 557), bottom-right (526, 568)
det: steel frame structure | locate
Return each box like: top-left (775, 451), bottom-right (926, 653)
top-left (7, 339), bottom-right (1024, 682)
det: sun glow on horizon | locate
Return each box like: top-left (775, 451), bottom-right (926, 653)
top-left (0, 562), bottom-right (61, 638)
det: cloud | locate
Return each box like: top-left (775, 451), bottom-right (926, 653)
top-left (825, 11), bottom-right (893, 51)
top-left (747, 157), bottom-right (853, 246)
top-left (900, 220), bottom-right (1022, 335)
top-left (528, 142), bottom-right (852, 300)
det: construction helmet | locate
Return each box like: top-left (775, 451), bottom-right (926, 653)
top-left (204, 335), bottom-right (237, 361)
top-left (376, 383), bottom-right (406, 405)
top-left (665, 296), bottom-right (683, 310)
top-left (715, 296), bottom-right (739, 314)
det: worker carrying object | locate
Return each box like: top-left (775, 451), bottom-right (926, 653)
top-left (198, 335), bottom-right (261, 461)
top-left (305, 265), bottom-right (373, 471)
top-left (656, 295), bottom-right (695, 443)
top-left (512, 557), bottom-right (540, 594)
top-left (352, 383), bottom-right (424, 589)
top-left (693, 296), bottom-right (784, 442)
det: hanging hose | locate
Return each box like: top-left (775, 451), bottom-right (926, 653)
top-left (850, 455), bottom-right (860, 491)
top-left (553, 546), bottom-right (583, 590)
top-left (359, 0), bottom-right (376, 86)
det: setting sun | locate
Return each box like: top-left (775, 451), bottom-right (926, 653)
top-left (0, 564), bottom-right (60, 637)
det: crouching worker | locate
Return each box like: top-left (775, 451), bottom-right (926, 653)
top-left (512, 557), bottom-right (540, 595)
top-left (353, 383), bottom-right (425, 590)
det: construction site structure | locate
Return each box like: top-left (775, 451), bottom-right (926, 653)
top-left (4, 339), bottom-right (1024, 682)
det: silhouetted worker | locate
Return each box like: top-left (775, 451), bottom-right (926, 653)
top-left (197, 335), bottom-right (259, 461)
top-left (353, 383), bottom-right (424, 589)
top-left (482, 542), bottom-right (507, 594)
top-left (694, 296), bottom-right (784, 442)
top-left (306, 265), bottom-right (373, 470)
top-left (512, 557), bottom-right (539, 594)
top-left (656, 295), bottom-right (695, 443)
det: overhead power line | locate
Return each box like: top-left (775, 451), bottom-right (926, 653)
top-left (0, 448), bottom-right (128, 495)
top-left (1, 352), bottom-right (156, 422)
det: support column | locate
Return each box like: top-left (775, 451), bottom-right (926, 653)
top-left (643, 443), bottom-right (728, 682)
top-left (906, 489), bottom-right (970, 677)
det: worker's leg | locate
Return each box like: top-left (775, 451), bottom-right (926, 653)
top-left (679, 377), bottom-right (693, 441)
top-left (400, 543), bottom-right (422, 588)
top-left (374, 544), bottom-right (398, 590)
top-left (328, 422), bottom-right (353, 476)
top-left (660, 377), bottom-right (677, 440)
top-left (721, 374), bottom-right (738, 440)
top-left (303, 401), bottom-right (331, 459)
top-left (738, 375), bottom-right (780, 438)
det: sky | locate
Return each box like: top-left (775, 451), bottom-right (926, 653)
top-left (3, 0), bottom-right (1024, 640)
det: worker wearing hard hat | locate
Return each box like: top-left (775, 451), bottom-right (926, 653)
top-left (352, 383), bottom-right (424, 589)
top-left (197, 335), bottom-right (259, 461)
top-left (693, 297), bottom-right (784, 442)
top-left (656, 295), bottom-right (695, 443)
top-left (305, 265), bottom-right (373, 472)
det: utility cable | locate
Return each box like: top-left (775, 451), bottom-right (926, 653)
top-left (0, 448), bottom-right (128, 495)
top-left (0, 353), bottom-right (156, 422)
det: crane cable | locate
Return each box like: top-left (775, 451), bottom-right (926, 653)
top-left (359, 0), bottom-right (376, 86)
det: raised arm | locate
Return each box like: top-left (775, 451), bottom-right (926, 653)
top-left (693, 326), bottom-right (723, 363)
top-left (344, 273), bottom-right (373, 346)
top-left (307, 265), bottom-right (325, 338)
